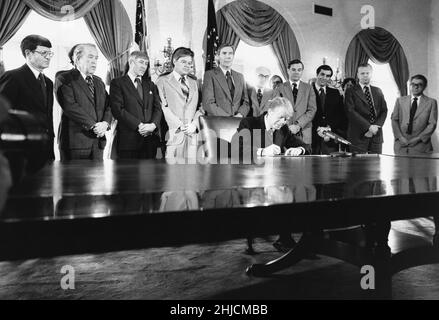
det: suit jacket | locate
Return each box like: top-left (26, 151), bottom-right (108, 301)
top-left (248, 86), bottom-right (273, 117)
top-left (55, 69), bottom-right (112, 151)
top-left (202, 67), bottom-right (250, 117)
top-left (0, 64), bottom-right (54, 159)
top-left (110, 75), bottom-right (162, 151)
top-left (156, 73), bottom-right (202, 146)
top-left (273, 81), bottom-right (317, 144)
top-left (391, 95), bottom-right (438, 154)
top-left (231, 113), bottom-right (311, 161)
top-left (312, 84), bottom-right (348, 151)
top-left (345, 84), bottom-right (388, 144)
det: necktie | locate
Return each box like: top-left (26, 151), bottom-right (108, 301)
top-left (86, 76), bottom-right (95, 100)
top-left (180, 76), bottom-right (189, 101)
top-left (292, 83), bottom-right (298, 104)
top-left (407, 97), bottom-right (418, 135)
top-left (135, 77), bottom-right (143, 101)
top-left (257, 89), bottom-right (263, 105)
top-left (226, 71), bottom-right (235, 99)
top-left (363, 86), bottom-right (376, 123)
top-left (38, 73), bottom-right (47, 106)
top-left (319, 87), bottom-right (326, 114)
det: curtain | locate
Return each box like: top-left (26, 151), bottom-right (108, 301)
top-left (344, 27), bottom-right (409, 95)
top-left (22, 0), bottom-right (101, 21)
top-left (0, 0), bottom-right (31, 76)
top-left (216, 0), bottom-right (300, 79)
top-left (84, 0), bottom-right (133, 83)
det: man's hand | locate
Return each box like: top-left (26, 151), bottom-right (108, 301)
top-left (289, 124), bottom-right (301, 134)
top-left (138, 123), bottom-right (156, 137)
top-left (407, 137), bottom-right (421, 147)
top-left (93, 121), bottom-right (109, 138)
top-left (234, 113), bottom-right (243, 118)
top-left (364, 131), bottom-right (374, 138)
top-left (182, 122), bottom-right (197, 135)
top-left (262, 144), bottom-right (281, 156)
top-left (399, 136), bottom-right (409, 146)
top-left (285, 147), bottom-right (304, 156)
top-left (369, 125), bottom-right (380, 135)
top-left (317, 126), bottom-right (331, 141)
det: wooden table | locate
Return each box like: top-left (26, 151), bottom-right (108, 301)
top-left (1, 154), bottom-right (438, 298)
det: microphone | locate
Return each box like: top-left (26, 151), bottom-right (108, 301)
top-left (321, 130), bottom-right (351, 145)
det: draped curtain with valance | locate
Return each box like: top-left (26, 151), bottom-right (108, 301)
top-left (0, 0), bottom-right (31, 76)
top-left (345, 27), bottom-right (409, 96)
top-left (22, 0), bottom-right (101, 21)
top-left (216, 0), bottom-right (300, 80)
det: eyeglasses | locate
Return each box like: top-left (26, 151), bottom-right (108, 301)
top-left (33, 50), bottom-right (54, 58)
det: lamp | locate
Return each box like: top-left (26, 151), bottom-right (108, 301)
top-left (151, 37), bottom-right (174, 76)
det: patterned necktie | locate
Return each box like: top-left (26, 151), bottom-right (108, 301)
top-left (319, 87), bottom-right (326, 113)
top-left (86, 76), bottom-right (95, 100)
top-left (363, 86), bottom-right (376, 123)
top-left (226, 71), bottom-right (235, 99)
top-left (38, 73), bottom-right (47, 106)
top-left (257, 89), bottom-right (263, 105)
top-left (292, 83), bottom-right (298, 104)
top-left (180, 76), bottom-right (189, 101)
top-left (135, 77), bottom-right (143, 101)
top-left (407, 97), bottom-right (418, 135)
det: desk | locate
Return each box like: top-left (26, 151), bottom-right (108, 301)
top-left (1, 155), bottom-right (438, 297)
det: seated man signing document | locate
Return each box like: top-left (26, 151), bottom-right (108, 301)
top-left (232, 97), bottom-right (311, 161)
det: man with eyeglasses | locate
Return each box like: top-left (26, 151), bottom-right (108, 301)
top-left (391, 75), bottom-right (437, 155)
top-left (55, 43), bottom-right (112, 161)
top-left (0, 34), bottom-right (55, 161)
top-left (248, 66), bottom-right (274, 117)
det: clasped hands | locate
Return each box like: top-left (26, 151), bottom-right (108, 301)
top-left (398, 136), bottom-right (420, 147)
top-left (92, 121), bottom-right (109, 138)
top-left (175, 122), bottom-right (197, 136)
top-left (364, 125), bottom-right (380, 138)
top-left (261, 144), bottom-right (303, 157)
top-left (138, 123), bottom-right (157, 137)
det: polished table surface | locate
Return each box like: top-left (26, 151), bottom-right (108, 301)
top-left (1, 154), bottom-right (439, 261)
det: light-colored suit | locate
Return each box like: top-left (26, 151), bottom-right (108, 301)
top-left (156, 73), bottom-right (202, 157)
top-left (248, 87), bottom-right (273, 116)
top-left (202, 67), bottom-right (250, 117)
top-left (273, 81), bottom-right (317, 144)
top-left (391, 95), bottom-right (438, 155)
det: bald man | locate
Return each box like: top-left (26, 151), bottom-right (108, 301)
top-left (248, 66), bottom-right (274, 117)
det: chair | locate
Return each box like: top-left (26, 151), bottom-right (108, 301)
top-left (199, 116), bottom-right (242, 163)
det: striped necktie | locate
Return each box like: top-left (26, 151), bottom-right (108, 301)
top-left (86, 76), bottom-right (95, 100)
top-left (135, 77), bottom-right (143, 101)
top-left (180, 76), bottom-right (189, 101)
top-left (363, 86), bottom-right (376, 123)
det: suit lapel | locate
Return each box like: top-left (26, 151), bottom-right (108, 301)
top-left (295, 81), bottom-right (306, 107)
top-left (168, 74), bottom-right (186, 100)
top-left (141, 79), bottom-right (152, 110)
top-left (231, 70), bottom-right (241, 102)
top-left (94, 78), bottom-right (104, 119)
top-left (282, 82), bottom-right (295, 107)
top-left (21, 65), bottom-right (45, 110)
top-left (251, 88), bottom-right (259, 109)
top-left (214, 68), bottom-right (232, 102)
top-left (122, 75), bottom-right (143, 106)
top-left (187, 77), bottom-right (197, 103)
top-left (370, 86), bottom-right (379, 114)
top-left (353, 85), bottom-right (370, 107)
top-left (74, 70), bottom-right (95, 104)
top-left (414, 96), bottom-right (428, 120)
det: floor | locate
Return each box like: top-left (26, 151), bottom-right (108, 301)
top-left (0, 218), bottom-right (438, 300)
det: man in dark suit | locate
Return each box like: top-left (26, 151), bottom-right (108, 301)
top-left (55, 43), bottom-right (112, 161)
top-left (202, 44), bottom-right (250, 117)
top-left (345, 63), bottom-right (388, 153)
top-left (110, 51), bottom-right (162, 159)
top-left (232, 97), bottom-right (311, 162)
top-left (273, 59), bottom-right (317, 145)
top-left (0, 34), bottom-right (55, 161)
top-left (248, 66), bottom-right (273, 117)
top-left (312, 65), bottom-right (348, 154)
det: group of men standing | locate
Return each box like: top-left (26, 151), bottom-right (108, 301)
top-left (204, 43), bottom-right (437, 157)
top-left (0, 36), bottom-right (437, 163)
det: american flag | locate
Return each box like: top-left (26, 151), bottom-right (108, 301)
top-left (135, 0), bottom-right (148, 51)
top-left (205, 0), bottom-right (219, 71)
